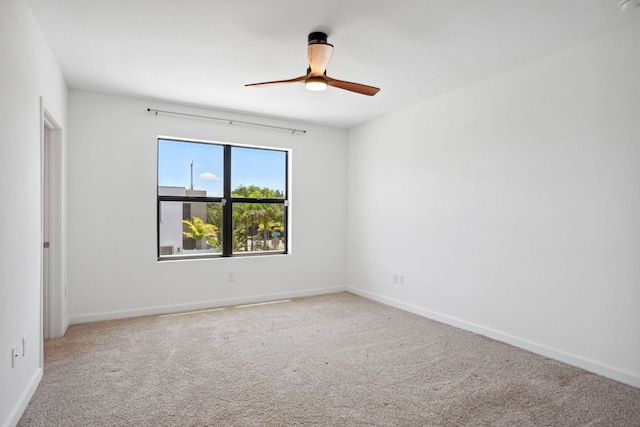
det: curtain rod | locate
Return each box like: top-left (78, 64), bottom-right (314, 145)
top-left (147, 108), bottom-right (307, 134)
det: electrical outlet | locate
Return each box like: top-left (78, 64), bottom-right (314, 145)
top-left (398, 274), bottom-right (405, 285)
top-left (228, 272), bottom-right (234, 282)
top-left (22, 336), bottom-right (27, 357)
top-left (11, 346), bottom-right (18, 368)
top-left (392, 274), bottom-right (397, 284)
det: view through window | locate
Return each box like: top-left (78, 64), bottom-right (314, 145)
top-left (158, 138), bottom-right (288, 259)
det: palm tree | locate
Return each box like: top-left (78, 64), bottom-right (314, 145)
top-left (256, 204), bottom-right (285, 250)
top-left (207, 203), bottom-right (223, 251)
top-left (230, 202), bottom-right (254, 251)
top-left (182, 216), bottom-right (218, 250)
top-left (269, 220), bottom-right (284, 250)
top-left (230, 185), bottom-right (286, 251)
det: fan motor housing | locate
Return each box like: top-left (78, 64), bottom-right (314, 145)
top-left (308, 32), bottom-right (328, 44)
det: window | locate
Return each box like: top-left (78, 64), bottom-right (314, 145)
top-left (158, 138), bottom-right (288, 259)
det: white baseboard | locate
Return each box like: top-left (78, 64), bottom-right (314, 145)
top-left (4, 367), bottom-right (42, 427)
top-left (348, 286), bottom-right (640, 389)
top-left (69, 286), bottom-right (347, 325)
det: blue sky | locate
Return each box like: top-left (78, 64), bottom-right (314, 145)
top-left (158, 140), bottom-right (286, 197)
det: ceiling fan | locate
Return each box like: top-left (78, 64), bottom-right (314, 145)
top-left (245, 32), bottom-right (380, 96)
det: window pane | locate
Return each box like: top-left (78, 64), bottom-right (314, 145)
top-left (158, 139), bottom-right (224, 197)
top-left (231, 147), bottom-right (286, 199)
top-left (232, 203), bottom-right (285, 253)
top-left (159, 201), bottom-right (222, 256)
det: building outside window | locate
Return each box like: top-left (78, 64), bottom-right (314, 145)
top-left (157, 138), bottom-right (289, 259)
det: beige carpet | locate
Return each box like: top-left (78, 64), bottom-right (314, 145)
top-left (18, 292), bottom-right (640, 426)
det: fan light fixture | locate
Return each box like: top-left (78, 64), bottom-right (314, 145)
top-left (245, 32), bottom-right (380, 96)
top-left (305, 76), bottom-right (327, 91)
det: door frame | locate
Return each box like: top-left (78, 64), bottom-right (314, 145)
top-left (40, 98), bottom-right (65, 363)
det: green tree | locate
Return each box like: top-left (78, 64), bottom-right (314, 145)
top-left (232, 185), bottom-right (284, 199)
top-left (207, 203), bottom-right (223, 250)
top-left (231, 185), bottom-right (285, 252)
top-left (256, 205), bottom-right (285, 249)
top-left (182, 216), bottom-right (218, 250)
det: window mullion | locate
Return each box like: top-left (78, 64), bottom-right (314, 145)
top-left (158, 196), bottom-right (223, 203)
top-left (222, 145), bottom-right (233, 256)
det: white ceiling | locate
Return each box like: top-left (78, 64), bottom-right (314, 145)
top-left (27, 0), bottom-right (640, 129)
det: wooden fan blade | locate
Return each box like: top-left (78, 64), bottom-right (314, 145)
top-left (308, 43), bottom-right (334, 76)
top-left (325, 76), bottom-right (380, 96)
top-left (245, 75), bottom-right (308, 87)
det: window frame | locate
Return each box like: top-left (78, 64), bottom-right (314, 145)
top-left (157, 137), bottom-right (289, 260)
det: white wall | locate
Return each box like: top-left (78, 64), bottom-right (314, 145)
top-left (0, 1), bottom-right (68, 426)
top-left (347, 21), bottom-right (640, 387)
top-left (67, 90), bottom-right (348, 322)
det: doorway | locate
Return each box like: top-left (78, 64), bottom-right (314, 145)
top-left (41, 100), bottom-right (65, 367)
